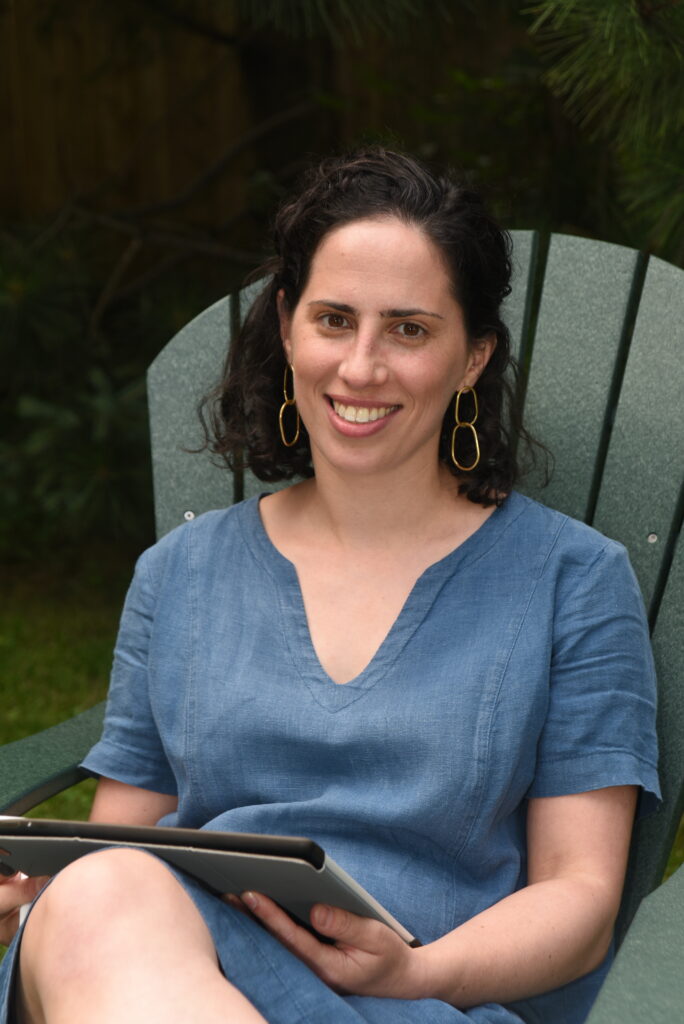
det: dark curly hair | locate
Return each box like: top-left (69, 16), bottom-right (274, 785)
top-left (202, 147), bottom-right (538, 505)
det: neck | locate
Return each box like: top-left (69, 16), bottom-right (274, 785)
top-left (297, 457), bottom-right (465, 551)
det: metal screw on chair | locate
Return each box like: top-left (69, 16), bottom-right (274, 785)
top-left (184, 511), bottom-right (195, 521)
top-left (647, 533), bottom-right (658, 544)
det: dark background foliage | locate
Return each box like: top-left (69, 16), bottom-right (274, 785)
top-left (2, 0), bottom-right (683, 562)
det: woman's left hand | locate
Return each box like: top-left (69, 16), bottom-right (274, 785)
top-left (229, 891), bottom-right (425, 999)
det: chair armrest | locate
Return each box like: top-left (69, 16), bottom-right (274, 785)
top-left (0, 704), bottom-right (105, 814)
top-left (586, 864), bottom-right (684, 1023)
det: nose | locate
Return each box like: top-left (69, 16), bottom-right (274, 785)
top-left (338, 329), bottom-right (388, 389)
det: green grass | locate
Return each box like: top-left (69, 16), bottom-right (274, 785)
top-left (0, 545), bottom-right (135, 824)
top-left (0, 546), bottom-right (132, 746)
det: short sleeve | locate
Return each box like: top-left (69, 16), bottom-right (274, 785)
top-left (80, 549), bottom-right (178, 795)
top-left (527, 539), bottom-right (661, 814)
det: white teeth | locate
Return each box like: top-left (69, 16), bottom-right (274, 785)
top-left (332, 401), bottom-right (397, 423)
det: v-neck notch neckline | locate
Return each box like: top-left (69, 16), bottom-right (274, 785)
top-left (240, 491), bottom-right (522, 712)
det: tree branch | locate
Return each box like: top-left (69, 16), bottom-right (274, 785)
top-left (29, 198), bottom-right (78, 252)
top-left (73, 205), bottom-right (260, 261)
top-left (109, 250), bottom-right (187, 303)
top-left (115, 98), bottom-right (315, 218)
top-left (89, 236), bottom-right (144, 338)
top-left (134, 0), bottom-right (239, 47)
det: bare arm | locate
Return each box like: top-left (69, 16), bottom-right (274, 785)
top-left (413, 784), bottom-right (638, 1006)
top-left (89, 776), bottom-right (178, 826)
top-left (244, 785), bottom-right (637, 1007)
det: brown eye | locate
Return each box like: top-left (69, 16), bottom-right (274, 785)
top-left (396, 322), bottom-right (425, 339)
top-left (321, 313), bottom-right (349, 329)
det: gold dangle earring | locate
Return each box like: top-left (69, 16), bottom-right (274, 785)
top-left (450, 386), bottom-right (480, 472)
top-left (278, 364), bottom-right (300, 447)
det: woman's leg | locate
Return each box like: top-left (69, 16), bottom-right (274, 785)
top-left (16, 848), bottom-right (268, 1024)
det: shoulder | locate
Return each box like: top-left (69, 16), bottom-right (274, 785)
top-left (135, 498), bottom-right (261, 588)
top-left (505, 491), bottom-right (630, 578)
top-left (504, 495), bottom-right (648, 636)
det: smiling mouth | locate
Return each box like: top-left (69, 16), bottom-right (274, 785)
top-left (330, 399), bottom-right (400, 423)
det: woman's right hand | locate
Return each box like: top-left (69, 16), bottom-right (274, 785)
top-left (0, 871), bottom-right (50, 946)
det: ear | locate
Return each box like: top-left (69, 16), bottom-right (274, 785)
top-left (276, 289), bottom-right (293, 364)
top-left (461, 332), bottom-right (496, 388)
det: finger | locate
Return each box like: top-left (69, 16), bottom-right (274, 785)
top-left (241, 892), bottom-right (312, 947)
top-left (222, 893), bottom-right (254, 920)
top-left (241, 892), bottom-right (341, 969)
top-left (0, 877), bottom-right (48, 944)
top-left (0, 875), bottom-right (49, 913)
top-left (310, 904), bottom-right (389, 952)
top-left (18, 876), bottom-right (50, 904)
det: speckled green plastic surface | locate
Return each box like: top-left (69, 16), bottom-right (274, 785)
top-left (0, 705), bottom-right (105, 814)
top-left (520, 235), bottom-right (640, 520)
top-left (593, 255), bottom-right (684, 611)
top-left (586, 865), bottom-right (684, 1024)
top-left (616, 530), bottom-right (684, 942)
top-left (147, 296), bottom-right (234, 540)
top-left (503, 230), bottom-right (537, 363)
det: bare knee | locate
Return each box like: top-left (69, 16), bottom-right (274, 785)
top-left (21, 848), bottom-right (197, 968)
top-left (17, 850), bottom-right (190, 1022)
top-left (15, 851), bottom-right (254, 1024)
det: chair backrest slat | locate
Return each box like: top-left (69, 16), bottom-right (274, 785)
top-left (617, 527), bottom-right (684, 940)
top-left (503, 229), bottom-right (538, 363)
top-left (147, 296), bottom-right (235, 539)
top-left (520, 235), bottom-right (642, 522)
top-left (592, 255), bottom-right (684, 614)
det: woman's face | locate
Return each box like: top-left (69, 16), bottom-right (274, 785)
top-left (278, 216), bottom-right (495, 481)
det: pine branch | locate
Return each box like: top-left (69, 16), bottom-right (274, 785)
top-left (618, 142), bottom-right (684, 263)
top-left (527, 0), bottom-right (684, 148)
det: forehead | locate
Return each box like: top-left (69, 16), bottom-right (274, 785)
top-left (303, 217), bottom-right (456, 304)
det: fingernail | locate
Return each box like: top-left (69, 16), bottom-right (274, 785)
top-left (314, 905), bottom-right (330, 927)
top-left (242, 891), bottom-right (258, 911)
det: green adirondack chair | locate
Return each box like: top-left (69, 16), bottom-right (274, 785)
top-left (1, 232), bottom-right (683, 1021)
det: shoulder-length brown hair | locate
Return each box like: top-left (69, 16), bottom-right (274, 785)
top-left (201, 147), bottom-right (541, 505)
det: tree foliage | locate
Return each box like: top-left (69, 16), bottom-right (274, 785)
top-left (530, 1), bottom-right (684, 145)
top-left (529, 0), bottom-right (684, 258)
top-left (2, 0), bottom-right (682, 561)
top-left (235, 0), bottom-right (455, 42)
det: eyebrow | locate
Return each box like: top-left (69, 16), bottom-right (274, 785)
top-left (307, 300), bottom-right (444, 320)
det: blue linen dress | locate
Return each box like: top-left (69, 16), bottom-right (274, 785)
top-left (0, 492), bottom-right (660, 1024)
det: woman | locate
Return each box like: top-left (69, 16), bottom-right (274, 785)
top-left (0, 149), bottom-right (659, 1024)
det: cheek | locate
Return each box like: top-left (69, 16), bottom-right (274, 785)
top-left (291, 336), bottom-right (333, 378)
top-left (408, 363), bottom-right (461, 411)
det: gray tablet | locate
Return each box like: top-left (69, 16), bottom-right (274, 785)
top-left (0, 817), bottom-right (418, 946)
